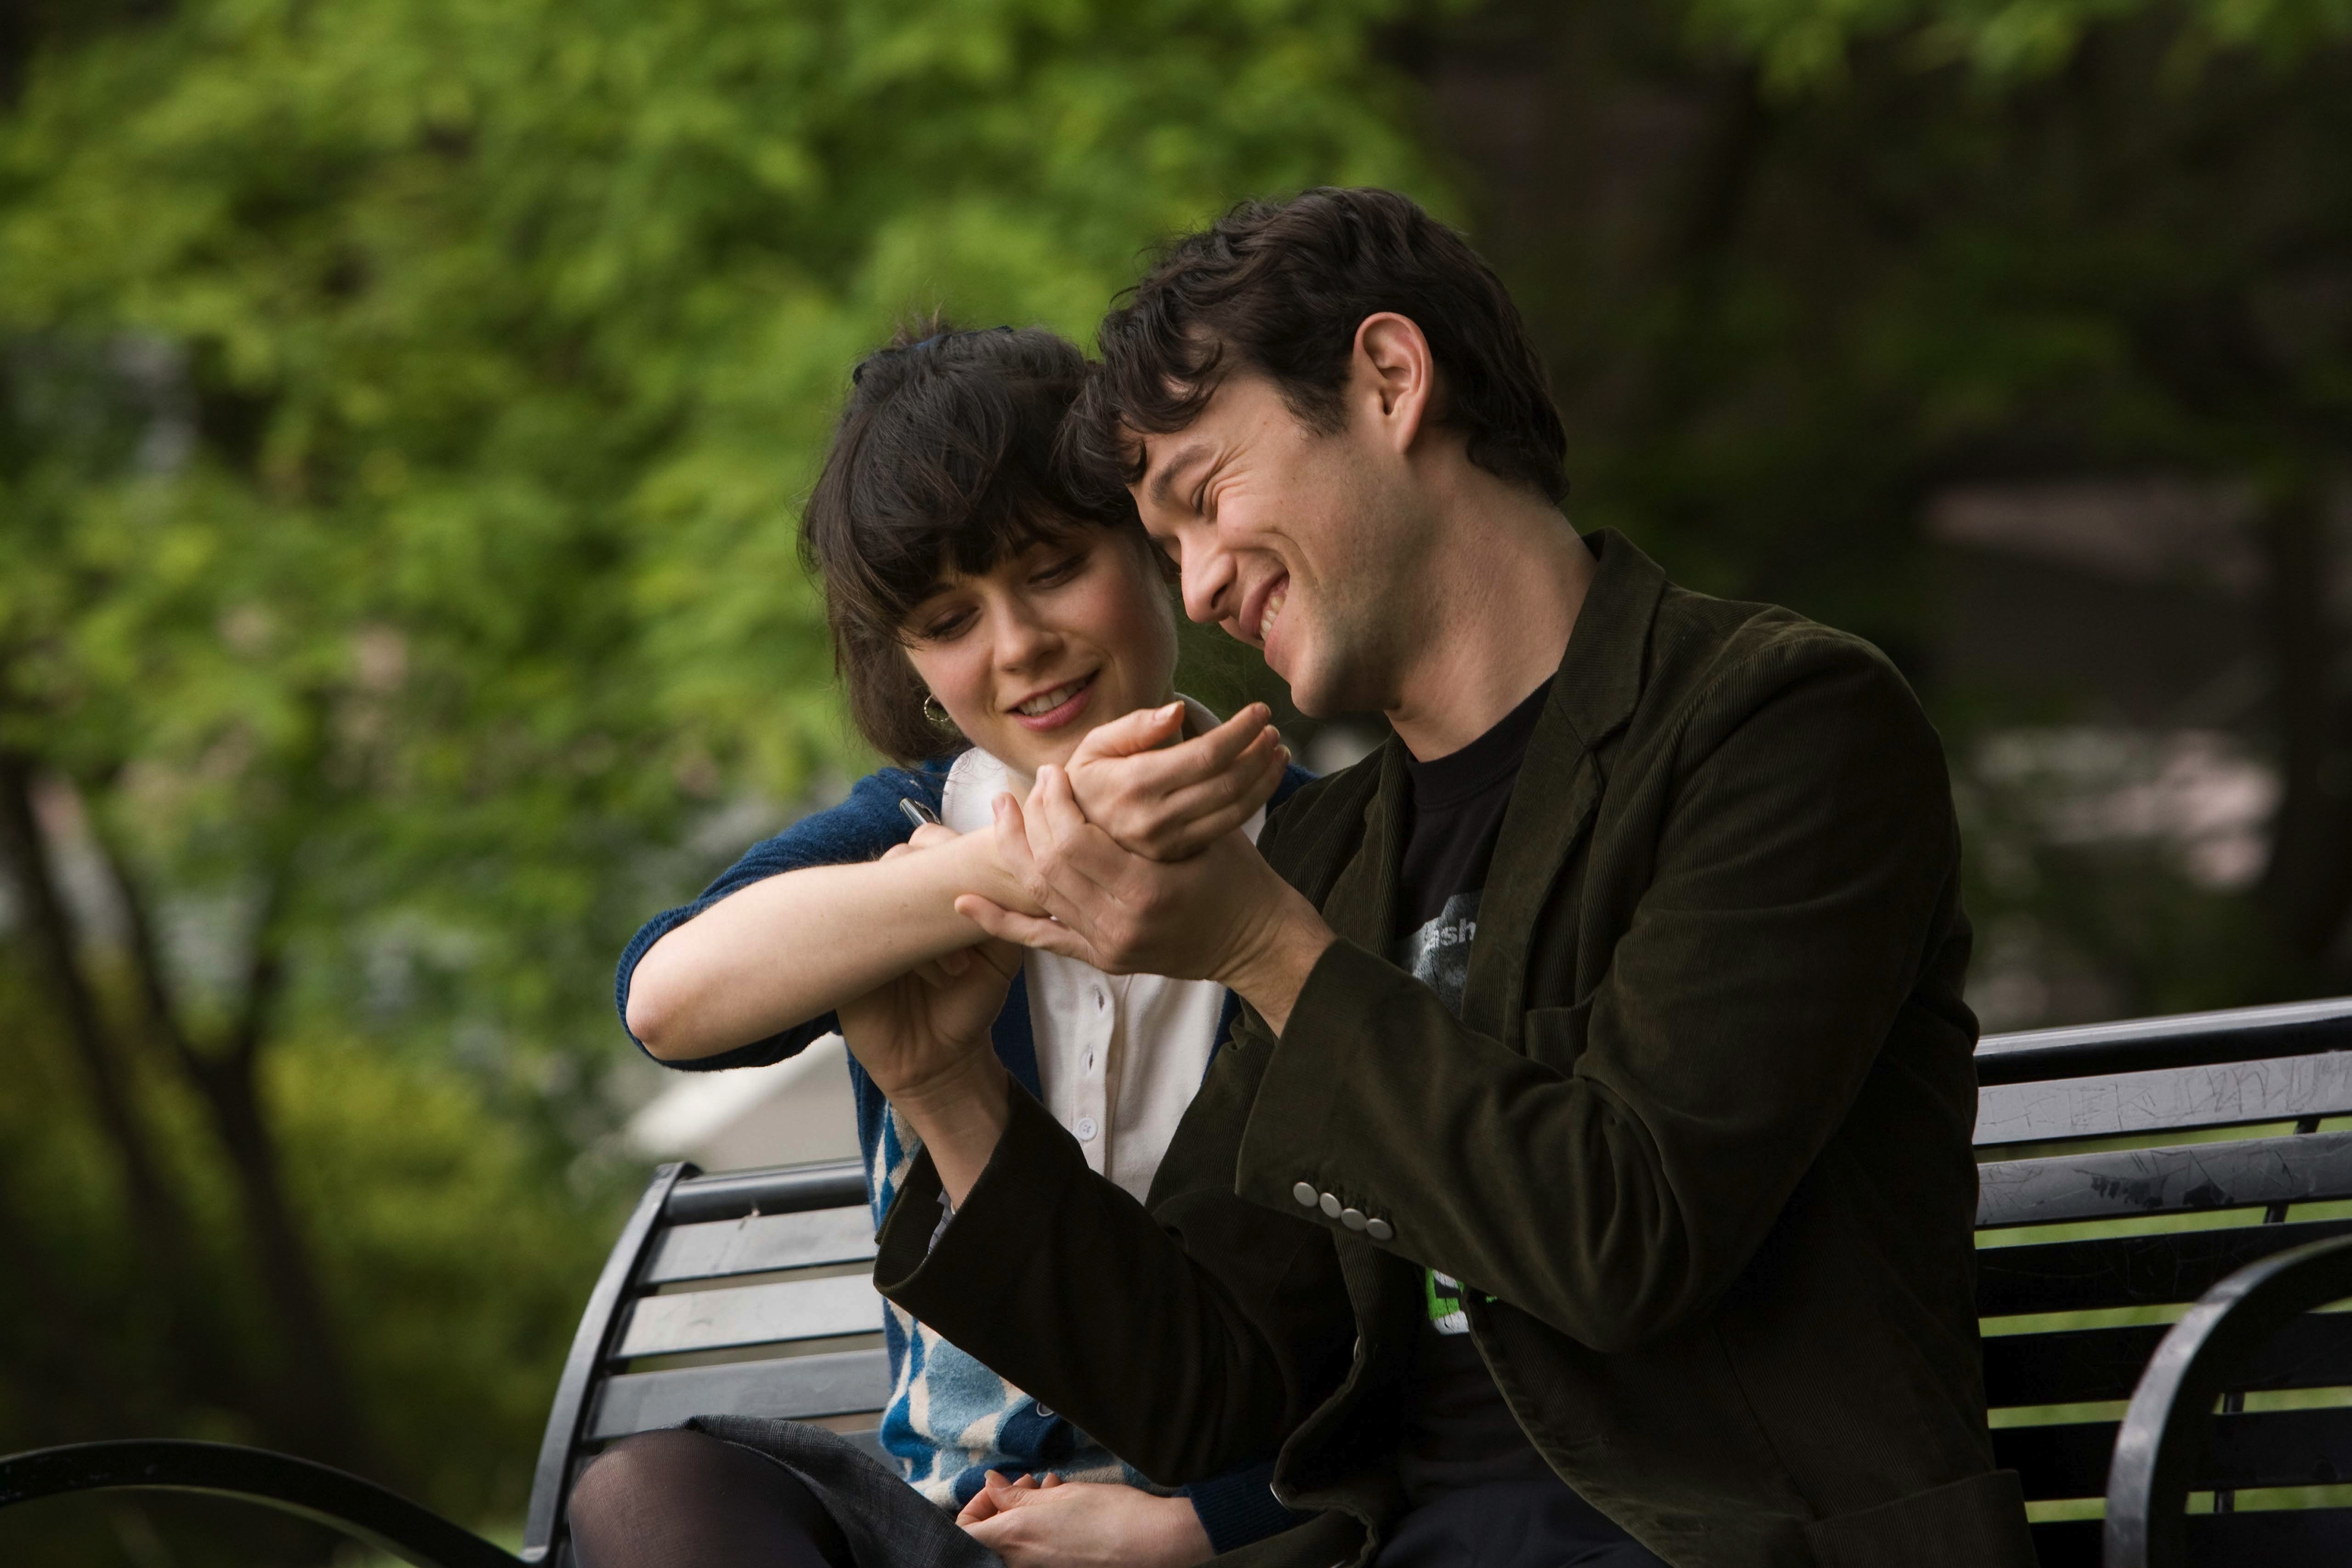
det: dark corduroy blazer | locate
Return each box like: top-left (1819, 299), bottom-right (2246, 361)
top-left (880, 531), bottom-right (2037, 1568)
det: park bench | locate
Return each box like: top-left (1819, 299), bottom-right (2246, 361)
top-left (11, 997), bottom-right (2352, 1567)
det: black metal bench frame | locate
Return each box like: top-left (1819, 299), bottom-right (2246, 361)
top-left (11, 999), bottom-right (2352, 1567)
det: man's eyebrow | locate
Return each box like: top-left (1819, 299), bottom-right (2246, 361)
top-left (1144, 441), bottom-right (1214, 513)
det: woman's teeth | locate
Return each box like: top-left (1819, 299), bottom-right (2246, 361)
top-left (1017, 678), bottom-right (1089, 716)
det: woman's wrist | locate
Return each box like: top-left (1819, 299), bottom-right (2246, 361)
top-left (949, 818), bottom-right (1040, 916)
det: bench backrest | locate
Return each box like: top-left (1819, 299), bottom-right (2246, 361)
top-left (1973, 997), bottom-right (2352, 1566)
top-left (520, 1161), bottom-right (884, 1565)
top-left (524, 997), bottom-right (2352, 1566)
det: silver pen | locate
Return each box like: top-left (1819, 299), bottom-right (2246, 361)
top-left (899, 797), bottom-right (942, 830)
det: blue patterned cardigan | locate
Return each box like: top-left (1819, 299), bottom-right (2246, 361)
top-left (615, 756), bottom-right (1313, 1553)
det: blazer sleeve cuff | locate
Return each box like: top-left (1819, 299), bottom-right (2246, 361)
top-left (874, 1080), bottom-right (1087, 1307)
top-left (1184, 1460), bottom-right (1311, 1554)
top-left (1236, 937), bottom-right (1411, 1237)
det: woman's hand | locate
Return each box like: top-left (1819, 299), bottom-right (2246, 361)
top-left (834, 927), bottom-right (1021, 1107)
top-left (957, 1473), bottom-right (1213, 1568)
top-left (1063, 702), bottom-right (1287, 862)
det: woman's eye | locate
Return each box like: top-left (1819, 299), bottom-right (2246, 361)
top-left (917, 611), bottom-right (971, 641)
top-left (1033, 554), bottom-right (1085, 586)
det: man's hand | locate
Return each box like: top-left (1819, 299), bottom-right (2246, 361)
top-left (1064, 701), bottom-right (1286, 862)
top-left (957, 1472), bottom-right (1212, 1568)
top-left (954, 766), bottom-right (1335, 1033)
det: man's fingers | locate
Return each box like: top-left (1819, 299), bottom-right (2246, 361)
top-left (1033, 765), bottom-right (1091, 843)
top-left (955, 896), bottom-right (1099, 965)
top-left (1090, 703), bottom-right (1273, 803)
top-left (1151, 732), bottom-right (1285, 827)
top-left (1069, 701), bottom-right (1185, 763)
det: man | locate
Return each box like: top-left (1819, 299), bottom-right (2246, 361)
top-left (852, 188), bottom-right (2035, 1568)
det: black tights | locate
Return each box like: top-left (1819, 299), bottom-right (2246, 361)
top-left (568, 1428), bottom-right (855, 1568)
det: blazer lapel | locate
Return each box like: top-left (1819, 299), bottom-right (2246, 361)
top-left (1460, 530), bottom-right (1670, 1045)
top-left (1317, 737), bottom-right (1407, 952)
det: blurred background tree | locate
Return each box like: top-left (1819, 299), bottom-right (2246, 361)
top-left (0, 0), bottom-right (2347, 1562)
top-left (0, 0), bottom-right (1434, 1561)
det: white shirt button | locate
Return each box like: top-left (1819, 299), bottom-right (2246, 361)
top-left (1293, 1182), bottom-right (1318, 1207)
top-left (1366, 1218), bottom-right (1394, 1242)
top-left (1075, 1116), bottom-right (1099, 1142)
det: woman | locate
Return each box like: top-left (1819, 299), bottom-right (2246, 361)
top-left (573, 324), bottom-right (1310, 1568)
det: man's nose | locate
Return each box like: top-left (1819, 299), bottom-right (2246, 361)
top-left (1178, 536), bottom-right (1234, 627)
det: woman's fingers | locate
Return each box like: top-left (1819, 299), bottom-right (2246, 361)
top-left (955, 1469), bottom-right (1033, 1524)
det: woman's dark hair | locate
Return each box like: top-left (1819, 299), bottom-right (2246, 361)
top-left (800, 320), bottom-right (1145, 764)
top-left (1067, 187), bottom-right (1568, 506)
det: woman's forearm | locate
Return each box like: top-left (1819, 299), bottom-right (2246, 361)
top-left (626, 834), bottom-right (1028, 1061)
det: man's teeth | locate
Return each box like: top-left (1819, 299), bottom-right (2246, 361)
top-left (1017, 679), bottom-right (1087, 716)
top-left (1261, 589), bottom-right (1286, 640)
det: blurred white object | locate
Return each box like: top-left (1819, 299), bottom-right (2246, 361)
top-left (624, 1032), bottom-right (861, 1172)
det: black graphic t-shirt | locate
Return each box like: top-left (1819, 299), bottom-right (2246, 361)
top-left (1386, 679), bottom-right (1621, 1527)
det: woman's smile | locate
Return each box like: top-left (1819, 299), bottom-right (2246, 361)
top-left (1010, 671), bottom-right (1098, 731)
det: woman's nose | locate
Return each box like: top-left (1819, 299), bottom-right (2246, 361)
top-left (993, 606), bottom-right (1061, 668)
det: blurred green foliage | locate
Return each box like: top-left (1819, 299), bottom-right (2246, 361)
top-left (0, 0), bottom-right (1437, 1561)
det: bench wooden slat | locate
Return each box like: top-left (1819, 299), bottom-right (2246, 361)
top-left (640, 1207), bottom-right (878, 1285)
top-left (1994, 1404), bottom-right (2352, 1500)
top-left (1985, 1313), bottom-right (2352, 1408)
top-left (1976, 1218), bottom-right (2352, 1318)
top-left (1973, 1053), bottom-right (2352, 1147)
top-left (1976, 1129), bottom-right (2352, 1229)
top-left (587, 1349), bottom-right (892, 1439)
top-left (615, 1276), bottom-right (882, 1360)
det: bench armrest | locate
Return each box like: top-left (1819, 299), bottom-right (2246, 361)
top-left (2105, 1232), bottom-right (2352, 1568)
top-left (0, 1439), bottom-right (523, 1568)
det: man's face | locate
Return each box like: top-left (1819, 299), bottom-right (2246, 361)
top-left (1131, 371), bottom-right (1426, 716)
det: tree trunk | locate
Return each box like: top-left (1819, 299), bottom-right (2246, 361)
top-left (0, 750), bottom-right (243, 1417)
top-left (99, 834), bottom-right (381, 1480)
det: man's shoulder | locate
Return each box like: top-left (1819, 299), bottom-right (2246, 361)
top-left (1643, 583), bottom-right (1922, 735)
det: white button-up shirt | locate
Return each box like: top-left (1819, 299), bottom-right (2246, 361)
top-left (940, 699), bottom-right (1267, 1203)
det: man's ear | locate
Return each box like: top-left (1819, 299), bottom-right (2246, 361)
top-left (1352, 312), bottom-right (1437, 454)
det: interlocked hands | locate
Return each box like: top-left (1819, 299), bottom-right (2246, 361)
top-left (956, 1471), bottom-right (1213, 1568)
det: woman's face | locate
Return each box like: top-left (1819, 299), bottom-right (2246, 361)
top-left (901, 528), bottom-right (1180, 777)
